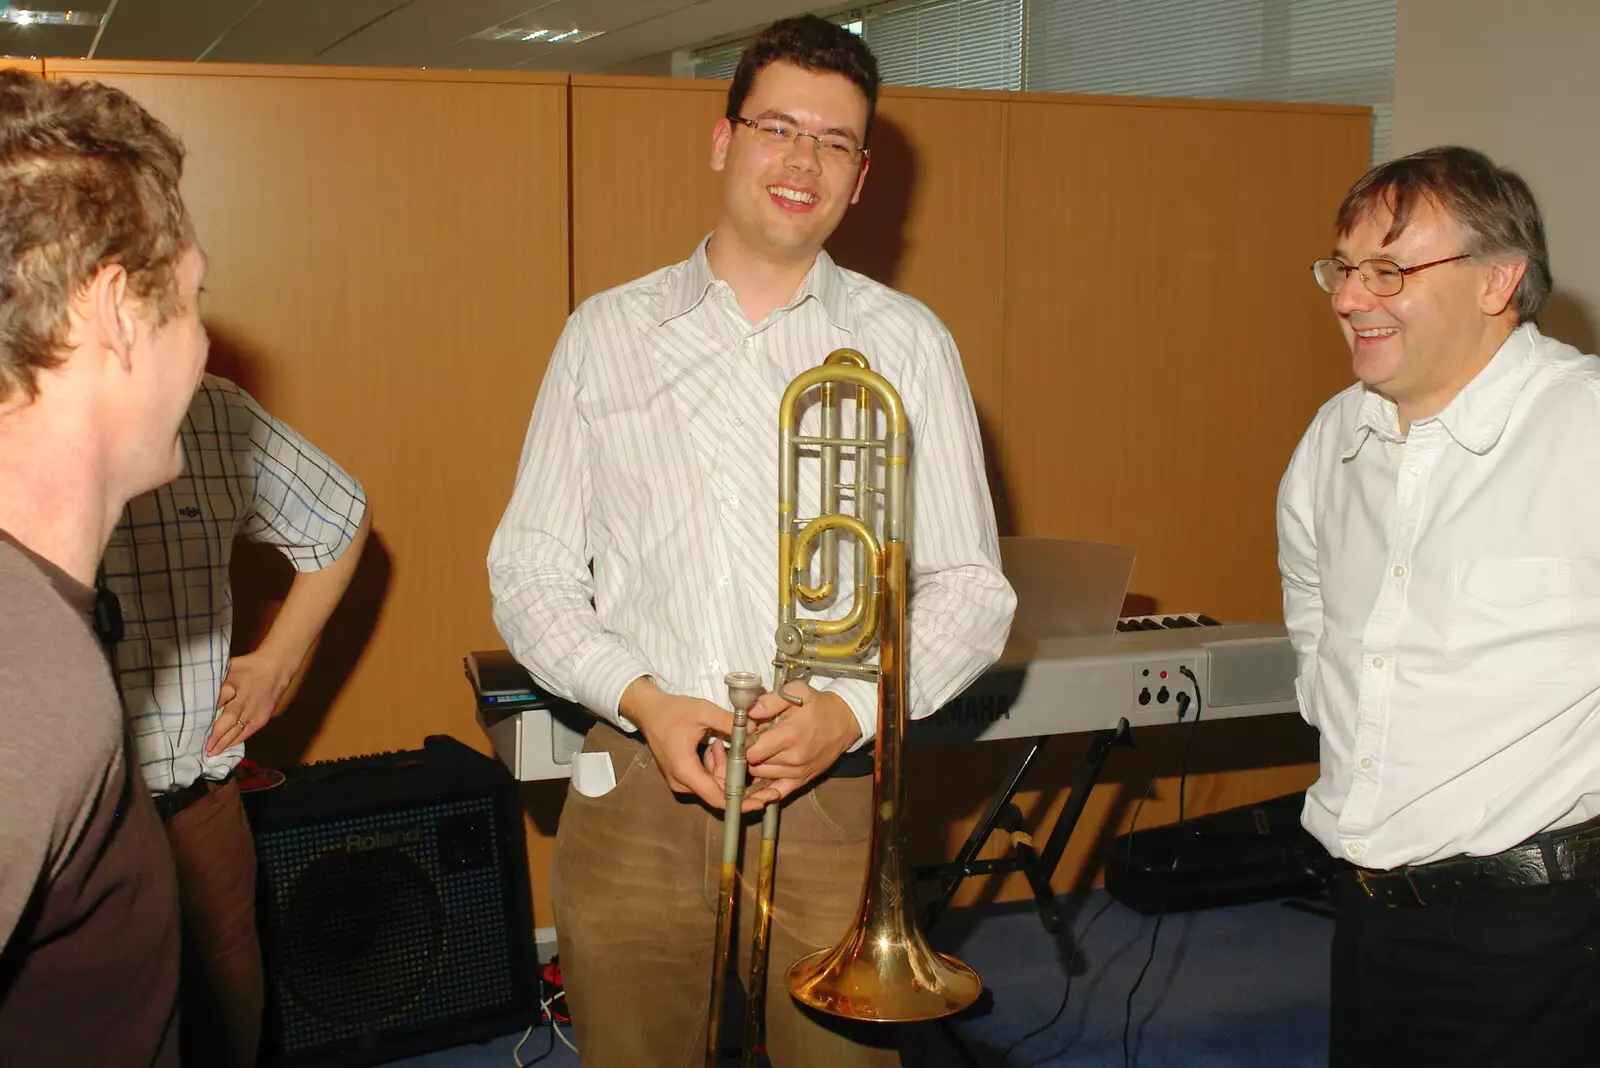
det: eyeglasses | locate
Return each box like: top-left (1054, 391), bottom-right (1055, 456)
top-left (1311, 254), bottom-right (1472, 297)
top-left (728, 115), bottom-right (869, 166)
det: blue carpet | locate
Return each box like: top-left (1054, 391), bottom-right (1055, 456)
top-left (383, 891), bottom-right (1333, 1068)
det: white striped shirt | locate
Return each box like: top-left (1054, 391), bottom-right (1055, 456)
top-left (488, 238), bottom-right (1014, 744)
top-left (104, 376), bottom-right (367, 793)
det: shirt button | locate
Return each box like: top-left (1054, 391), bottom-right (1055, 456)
top-left (1359, 756), bottom-right (1374, 770)
top-left (743, 338), bottom-right (755, 353)
top-left (733, 417), bottom-right (744, 427)
top-left (1391, 565), bottom-right (1406, 579)
top-left (1371, 656), bottom-right (1385, 669)
top-left (727, 496), bottom-right (741, 509)
top-left (710, 658), bottom-right (722, 672)
top-left (718, 574), bottom-right (731, 586)
top-left (1345, 841), bottom-right (1364, 858)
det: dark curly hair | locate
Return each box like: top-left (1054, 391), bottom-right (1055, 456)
top-left (726, 16), bottom-right (881, 138)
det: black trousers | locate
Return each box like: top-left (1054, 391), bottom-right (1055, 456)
top-left (1330, 868), bottom-right (1600, 1068)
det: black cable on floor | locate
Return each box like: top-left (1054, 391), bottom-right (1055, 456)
top-left (1005, 893), bottom-right (1118, 1068)
top-left (997, 771), bottom-right (1163, 1068)
top-left (515, 1022), bottom-right (556, 1067)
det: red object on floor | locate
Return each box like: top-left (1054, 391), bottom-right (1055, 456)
top-left (541, 959), bottom-right (570, 1025)
top-left (235, 758), bottom-right (285, 793)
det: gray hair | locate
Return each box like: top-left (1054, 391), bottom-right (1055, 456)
top-left (1335, 145), bottom-right (1551, 322)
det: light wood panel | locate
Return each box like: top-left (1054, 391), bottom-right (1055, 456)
top-left (1002, 96), bottom-right (1369, 620)
top-left (45, 60), bottom-right (572, 923)
top-left (948, 95), bottom-right (1368, 903)
top-left (570, 75), bottom-right (727, 303)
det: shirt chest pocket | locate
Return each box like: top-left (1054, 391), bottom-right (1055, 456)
top-left (1444, 557), bottom-right (1572, 683)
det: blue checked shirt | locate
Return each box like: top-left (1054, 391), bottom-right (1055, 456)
top-left (103, 376), bottom-right (367, 794)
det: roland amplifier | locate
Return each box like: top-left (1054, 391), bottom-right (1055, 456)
top-left (245, 735), bottom-right (539, 1067)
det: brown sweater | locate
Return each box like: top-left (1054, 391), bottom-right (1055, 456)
top-left (0, 534), bottom-right (180, 1066)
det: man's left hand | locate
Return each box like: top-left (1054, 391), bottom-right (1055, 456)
top-left (735, 680), bottom-right (863, 807)
top-left (205, 651), bottom-right (294, 757)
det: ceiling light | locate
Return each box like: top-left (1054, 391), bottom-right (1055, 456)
top-left (0, 8), bottom-right (105, 27)
top-left (471, 24), bottom-right (603, 45)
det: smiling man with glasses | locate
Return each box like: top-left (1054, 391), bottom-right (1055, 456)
top-left (1279, 145), bottom-right (1600, 1067)
top-left (488, 14), bottom-right (1012, 1068)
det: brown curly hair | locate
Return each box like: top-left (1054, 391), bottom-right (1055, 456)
top-left (0, 68), bottom-right (192, 404)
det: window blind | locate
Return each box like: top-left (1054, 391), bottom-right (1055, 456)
top-left (861, 0), bottom-right (1022, 92)
top-left (1025, 0), bottom-right (1395, 159)
top-left (690, 0), bottom-right (1394, 159)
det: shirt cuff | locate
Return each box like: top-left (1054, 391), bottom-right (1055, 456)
top-left (570, 639), bottom-right (653, 734)
top-left (819, 676), bottom-right (879, 751)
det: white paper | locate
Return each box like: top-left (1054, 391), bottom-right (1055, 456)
top-left (571, 751), bottom-right (617, 798)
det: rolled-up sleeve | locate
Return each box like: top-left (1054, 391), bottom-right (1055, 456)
top-left (235, 387), bottom-right (367, 571)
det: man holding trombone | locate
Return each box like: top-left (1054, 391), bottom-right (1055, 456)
top-left (489, 15), bottom-right (1014, 1067)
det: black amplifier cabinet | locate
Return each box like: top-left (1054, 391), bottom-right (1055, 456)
top-left (1104, 791), bottom-right (1338, 915)
top-left (246, 735), bottom-right (538, 1067)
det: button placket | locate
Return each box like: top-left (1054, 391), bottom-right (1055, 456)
top-left (1349, 428), bottom-right (1443, 819)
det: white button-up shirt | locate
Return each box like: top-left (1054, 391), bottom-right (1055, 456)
top-left (1278, 323), bottom-right (1600, 869)
top-left (488, 239), bottom-right (1015, 745)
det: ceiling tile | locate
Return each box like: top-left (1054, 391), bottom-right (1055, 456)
top-left (204, 0), bottom-right (417, 64)
top-left (92, 0), bottom-right (261, 62)
top-left (25, 0), bottom-right (858, 73)
top-left (0, 24), bottom-right (98, 60)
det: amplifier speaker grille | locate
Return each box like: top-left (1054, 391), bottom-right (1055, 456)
top-left (249, 736), bottom-right (537, 1067)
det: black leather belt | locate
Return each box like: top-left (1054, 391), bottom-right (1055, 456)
top-left (151, 769), bottom-right (233, 825)
top-left (829, 749), bottom-right (874, 779)
top-left (1351, 817), bottom-right (1600, 907)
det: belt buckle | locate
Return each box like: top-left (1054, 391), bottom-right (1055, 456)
top-left (1354, 867), bottom-right (1425, 906)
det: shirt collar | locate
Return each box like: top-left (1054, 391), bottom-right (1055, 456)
top-left (1340, 322), bottom-right (1541, 461)
top-left (1433, 322), bottom-right (1540, 454)
top-left (802, 247), bottom-right (853, 333)
top-left (655, 235), bottom-right (854, 334)
top-left (1340, 386), bottom-right (1407, 460)
top-left (656, 235), bottom-right (720, 325)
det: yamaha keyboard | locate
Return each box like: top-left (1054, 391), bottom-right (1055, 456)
top-left (476, 613), bottom-right (1299, 783)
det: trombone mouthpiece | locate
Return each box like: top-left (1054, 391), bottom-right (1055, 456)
top-left (724, 671), bottom-right (763, 712)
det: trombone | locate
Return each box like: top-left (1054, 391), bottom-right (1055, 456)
top-left (706, 349), bottom-right (982, 1067)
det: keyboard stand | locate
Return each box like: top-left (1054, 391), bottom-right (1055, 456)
top-left (919, 716), bottom-right (1134, 933)
top-left (914, 717), bottom-right (1134, 1068)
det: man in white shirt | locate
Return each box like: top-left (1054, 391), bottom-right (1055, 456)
top-left (488, 15), bottom-right (1013, 1068)
top-left (1279, 145), bottom-right (1600, 1066)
